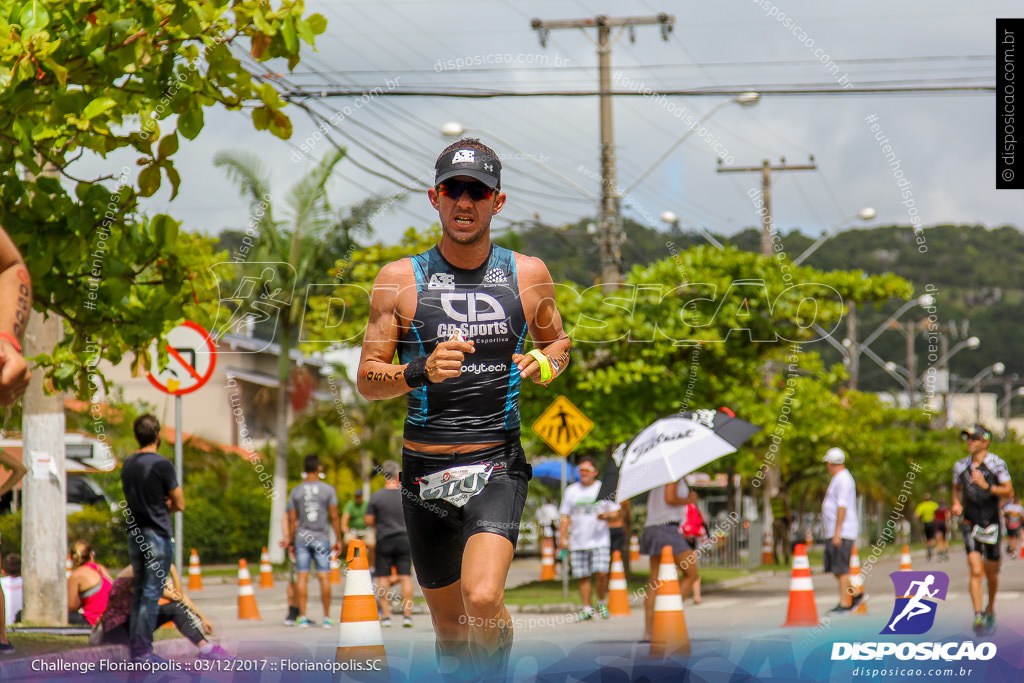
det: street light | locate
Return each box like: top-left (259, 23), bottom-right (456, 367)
top-left (959, 362), bottom-right (1006, 424)
top-left (624, 92), bottom-right (760, 194)
top-left (836, 294), bottom-right (934, 390)
top-left (883, 361), bottom-right (912, 398)
top-left (660, 210), bottom-right (724, 249)
top-left (935, 335), bottom-right (980, 369)
top-left (792, 207), bottom-right (877, 266)
top-left (439, 122), bottom-right (597, 200)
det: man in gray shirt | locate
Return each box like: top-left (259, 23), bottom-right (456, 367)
top-left (365, 461), bottom-right (413, 628)
top-left (285, 455), bottom-right (341, 628)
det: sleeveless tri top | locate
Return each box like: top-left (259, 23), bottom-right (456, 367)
top-left (400, 245), bottom-right (528, 444)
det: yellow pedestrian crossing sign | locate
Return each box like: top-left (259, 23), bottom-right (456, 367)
top-left (532, 395), bottom-right (593, 457)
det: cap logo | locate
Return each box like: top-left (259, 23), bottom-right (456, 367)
top-left (483, 162), bottom-right (494, 172)
top-left (452, 149), bottom-right (475, 164)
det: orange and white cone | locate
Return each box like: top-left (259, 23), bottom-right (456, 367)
top-left (237, 559), bottom-right (261, 620)
top-left (540, 536), bottom-right (556, 581)
top-left (649, 545), bottom-right (689, 657)
top-left (782, 543), bottom-right (819, 627)
top-left (329, 553), bottom-right (343, 585)
top-left (336, 539), bottom-right (387, 664)
top-left (258, 547), bottom-right (274, 589)
top-left (188, 549), bottom-right (203, 592)
top-left (1020, 543), bottom-right (1024, 560)
top-left (66, 553), bottom-right (72, 580)
top-left (761, 531), bottom-right (774, 566)
top-left (629, 534), bottom-right (641, 563)
top-left (849, 545), bottom-right (866, 615)
top-left (608, 550), bottom-right (631, 616)
top-left (899, 545), bottom-right (913, 571)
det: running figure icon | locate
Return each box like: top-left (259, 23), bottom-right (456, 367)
top-left (887, 574), bottom-right (939, 631)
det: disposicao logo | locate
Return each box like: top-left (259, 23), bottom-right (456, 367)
top-left (831, 569), bottom-right (996, 664)
top-left (882, 571), bottom-right (949, 635)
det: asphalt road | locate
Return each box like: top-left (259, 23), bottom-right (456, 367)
top-left (7, 545), bottom-right (1024, 681)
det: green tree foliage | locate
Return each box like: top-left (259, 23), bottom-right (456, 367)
top-left (0, 0), bottom-right (325, 392)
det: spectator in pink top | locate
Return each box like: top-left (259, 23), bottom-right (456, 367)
top-left (67, 540), bottom-right (113, 626)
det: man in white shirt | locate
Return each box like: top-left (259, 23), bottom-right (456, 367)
top-left (821, 447), bottom-right (863, 613)
top-left (558, 456), bottom-right (619, 620)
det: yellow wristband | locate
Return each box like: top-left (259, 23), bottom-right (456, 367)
top-left (526, 349), bottom-right (553, 382)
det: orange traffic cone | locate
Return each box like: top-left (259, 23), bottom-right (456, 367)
top-left (899, 545), bottom-right (913, 571)
top-left (1020, 542), bottom-right (1024, 560)
top-left (649, 545), bottom-right (689, 657)
top-left (188, 549), bottom-right (203, 592)
top-left (237, 559), bottom-right (261, 620)
top-left (540, 536), bottom-right (556, 581)
top-left (782, 543), bottom-right (819, 627)
top-left (258, 547), bottom-right (274, 589)
top-left (608, 550), bottom-right (631, 616)
top-left (629, 534), bottom-right (641, 563)
top-left (336, 539), bottom-right (387, 665)
top-left (761, 531), bottom-right (774, 566)
top-left (66, 553), bottom-right (72, 580)
top-left (329, 553), bottom-right (343, 585)
top-left (850, 545), bottom-right (867, 614)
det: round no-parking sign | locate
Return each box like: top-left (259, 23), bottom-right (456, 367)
top-left (146, 321), bottom-right (217, 396)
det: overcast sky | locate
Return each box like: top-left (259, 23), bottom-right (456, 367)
top-left (78, 1), bottom-right (1019, 249)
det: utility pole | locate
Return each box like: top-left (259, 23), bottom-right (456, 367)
top-left (22, 311), bottom-right (67, 626)
top-left (846, 302), bottom-right (859, 391)
top-left (22, 157), bottom-right (67, 626)
top-left (717, 157), bottom-right (817, 257)
top-left (531, 14), bottom-right (674, 291)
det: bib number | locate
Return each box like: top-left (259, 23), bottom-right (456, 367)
top-left (418, 463), bottom-right (495, 508)
top-left (972, 524), bottom-right (999, 545)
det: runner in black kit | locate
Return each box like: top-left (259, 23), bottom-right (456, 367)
top-left (357, 138), bottom-right (570, 678)
top-left (952, 424), bottom-right (1014, 635)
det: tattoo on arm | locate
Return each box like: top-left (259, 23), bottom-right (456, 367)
top-left (365, 370), bottom-right (404, 383)
top-left (14, 268), bottom-right (30, 340)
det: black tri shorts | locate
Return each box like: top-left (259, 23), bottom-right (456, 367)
top-left (400, 441), bottom-right (532, 589)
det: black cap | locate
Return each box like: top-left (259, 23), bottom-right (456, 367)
top-left (435, 147), bottom-right (501, 189)
top-left (962, 424), bottom-right (992, 440)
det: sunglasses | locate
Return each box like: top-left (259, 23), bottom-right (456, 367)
top-left (436, 180), bottom-right (495, 202)
top-left (965, 434), bottom-right (988, 441)
top-left (578, 467), bottom-right (598, 474)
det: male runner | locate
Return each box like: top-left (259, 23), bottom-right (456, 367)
top-left (357, 138), bottom-right (570, 677)
top-left (1002, 497), bottom-right (1023, 559)
top-left (914, 493), bottom-right (939, 561)
top-left (952, 424), bottom-right (1014, 635)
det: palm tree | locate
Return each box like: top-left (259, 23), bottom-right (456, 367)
top-left (214, 148), bottom-right (350, 561)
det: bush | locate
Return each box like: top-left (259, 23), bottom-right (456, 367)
top-left (182, 455), bottom-right (273, 564)
top-left (0, 512), bottom-right (20, 559)
top-left (69, 506), bottom-right (128, 568)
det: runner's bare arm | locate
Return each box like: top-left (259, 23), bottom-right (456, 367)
top-left (513, 255), bottom-right (570, 384)
top-left (0, 227), bottom-right (31, 404)
top-left (357, 260), bottom-right (474, 400)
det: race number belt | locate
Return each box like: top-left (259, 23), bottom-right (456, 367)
top-left (971, 524), bottom-right (999, 545)
top-left (417, 462), bottom-right (498, 508)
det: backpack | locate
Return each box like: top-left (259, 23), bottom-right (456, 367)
top-left (680, 503), bottom-right (707, 538)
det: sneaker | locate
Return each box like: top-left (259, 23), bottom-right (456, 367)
top-left (283, 618), bottom-right (297, 627)
top-left (322, 618), bottom-right (333, 629)
top-left (0, 642), bottom-right (16, 656)
top-left (972, 612), bottom-right (985, 635)
top-left (827, 603), bottom-right (852, 615)
top-left (132, 653), bottom-right (169, 665)
top-left (850, 592), bottom-right (867, 610)
top-left (985, 612), bottom-right (996, 635)
top-left (577, 608), bottom-right (594, 622)
top-left (199, 645), bottom-right (234, 661)
top-left (381, 617), bottom-right (392, 628)
top-left (297, 617), bottom-right (314, 628)
top-left (403, 616), bottom-right (413, 628)
top-left (597, 603), bottom-right (609, 620)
